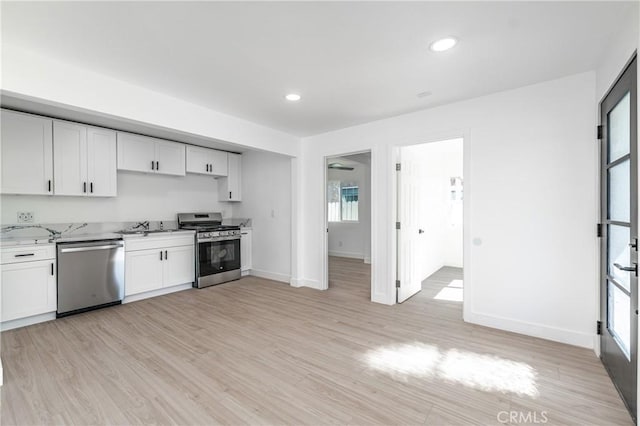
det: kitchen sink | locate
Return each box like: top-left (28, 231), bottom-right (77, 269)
top-left (119, 229), bottom-right (177, 235)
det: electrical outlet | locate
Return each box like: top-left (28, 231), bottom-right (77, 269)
top-left (17, 212), bottom-right (34, 223)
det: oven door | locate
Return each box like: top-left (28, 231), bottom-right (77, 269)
top-left (197, 237), bottom-right (241, 287)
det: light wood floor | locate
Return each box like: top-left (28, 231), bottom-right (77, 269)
top-left (1, 257), bottom-right (632, 425)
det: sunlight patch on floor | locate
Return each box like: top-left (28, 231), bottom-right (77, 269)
top-left (362, 342), bottom-right (538, 398)
top-left (434, 279), bottom-right (463, 302)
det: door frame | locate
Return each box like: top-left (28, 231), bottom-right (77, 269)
top-left (391, 132), bottom-right (471, 315)
top-left (322, 149), bottom-right (373, 294)
top-left (599, 51), bottom-right (638, 422)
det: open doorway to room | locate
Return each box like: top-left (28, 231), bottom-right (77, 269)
top-left (396, 138), bottom-right (464, 307)
top-left (325, 151), bottom-right (372, 300)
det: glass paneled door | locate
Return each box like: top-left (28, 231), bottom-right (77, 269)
top-left (600, 55), bottom-right (637, 421)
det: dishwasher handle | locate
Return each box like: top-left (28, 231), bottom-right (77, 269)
top-left (60, 243), bottom-right (123, 254)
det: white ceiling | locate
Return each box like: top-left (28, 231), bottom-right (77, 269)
top-left (1, 1), bottom-right (636, 137)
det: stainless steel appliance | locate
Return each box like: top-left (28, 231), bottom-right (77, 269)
top-left (56, 239), bottom-right (124, 317)
top-left (177, 212), bottom-right (241, 288)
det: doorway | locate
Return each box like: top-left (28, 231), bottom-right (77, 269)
top-left (396, 138), bottom-right (464, 305)
top-left (599, 54), bottom-right (637, 421)
top-left (325, 151), bottom-right (372, 299)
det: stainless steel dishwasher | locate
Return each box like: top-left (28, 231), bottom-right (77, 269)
top-left (56, 239), bottom-right (124, 317)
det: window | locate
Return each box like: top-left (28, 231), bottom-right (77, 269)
top-left (328, 180), bottom-right (359, 222)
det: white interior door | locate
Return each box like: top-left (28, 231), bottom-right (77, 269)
top-left (397, 149), bottom-right (423, 302)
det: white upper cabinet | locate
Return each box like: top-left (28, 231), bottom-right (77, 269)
top-left (1, 110), bottom-right (53, 195)
top-left (53, 121), bottom-right (87, 196)
top-left (116, 132), bottom-right (156, 173)
top-left (156, 140), bottom-right (186, 176)
top-left (211, 150), bottom-right (228, 176)
top-left (186, 145), bottom-right (228, 176)
top-left (53, 121), bottom-right (117, 197)
top-left (218, 153), bottom-right (241, 201)
top-left (117, 132), bottom-right (185, 176)
top-left (87, 127), bottom-right (118, 197)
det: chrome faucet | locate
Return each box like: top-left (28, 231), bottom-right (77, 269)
top-left (132, 221), bottom-right (150, 231)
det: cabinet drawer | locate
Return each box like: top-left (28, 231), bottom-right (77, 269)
top-left (124, 234), bottom-right (194, 252)
top-left (1, 245), bottom-right (56, 264)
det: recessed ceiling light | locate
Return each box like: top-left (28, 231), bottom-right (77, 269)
top-left (429, 37), bottom-right (458, 52)
top-left (285, 93), bottom-right (301, 101)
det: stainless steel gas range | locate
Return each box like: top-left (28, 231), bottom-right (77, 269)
top-left (177, 212), bottom-right (241, 288)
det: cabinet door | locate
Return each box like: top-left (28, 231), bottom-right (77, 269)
top-left (1, 110), bottom-right (53, 195)
top-left (241, 230), bottom-right (252, 272)
top-left (163, 245), bottom-right (194, 287)
top-left (87, 127), bottom-right (117, 197)
top-left (210, 150), bottom-right (228, 176)
top-left (53, 121), bottom-right (88, 196)
top-left (155, 140), bottom-right (186, 176)
top-left (219, 153), bottom-right (242, 201)
top-left (186, 145), bottom-right (212, 176)
top-left (125, 249), bottom-right (164, 296)
top-left (117, 132), bottom-right (156, 173)
top-left (1, 259), bottom-right (56, 322)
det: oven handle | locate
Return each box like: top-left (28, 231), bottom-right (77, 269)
top-left (198, 236), bottom-right (241, 243)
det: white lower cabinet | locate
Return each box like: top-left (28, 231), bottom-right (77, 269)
top-left (241, 229), bottom-right (252, 273)
top-left (163, 245), bottom-right (196, 287)
top-left (124, 249), bottom-right (164, 296)
top-left (124, 234), bottom-right (194, 297)
top-left (1, 245), bottom-right (56, 325)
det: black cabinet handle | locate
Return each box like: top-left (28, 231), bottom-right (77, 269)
top-left (229, 191), bottom-right (232, 199)
top-left (15, 253), bottom-right (35, 257)
top-left (165, 250), bottom-right (168, 259)
top-left (160, 251), bottom-right (163, 261)
top-left (51, 263), bottom-right (54, 276)
top-left (83, 182), bottom-right (87, 193)
top-left (48, 180), bottom-right (52, 192)
top-left (156, 161), bottom-right (159, 171)
top-left (206, 164), bottom-right (209, 172)
top-left (90, 182), bottom-right (93, 193)
top-left (151, 160), bottom-right (155, 170)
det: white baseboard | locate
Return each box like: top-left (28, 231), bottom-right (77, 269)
top-left (123, 283), bottom-right (192, 304)
top-left (466, 311), bottom-right (594, 349)
top-left (250, 269), bottom-right (290, 284)
top-left (328, 250), bottom-right (365, 260)
top-left (1, 312), bottom-right (56, 332)
top-left (290, 277), bottom-right (322, 290)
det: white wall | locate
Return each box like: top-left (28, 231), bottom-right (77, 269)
top-left (0, 172), bottom-right (232, 224)
top-left (327, 160), bottom-right (371, 261)
top-left (402, 138), bottom-right (463, 281)
top-left (234, 150), bottom-right (292, 283)
top-left (297, 71), bottom-right (597, 349)
top-left (1, 44), bottom-right (300, 157)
